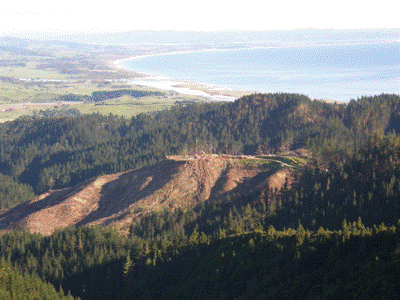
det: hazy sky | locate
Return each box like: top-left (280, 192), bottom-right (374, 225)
top-left (1, 0), bottom-right (398, 37)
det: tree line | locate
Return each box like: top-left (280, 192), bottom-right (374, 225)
top-left (58, 89), bottom-right (164, 102)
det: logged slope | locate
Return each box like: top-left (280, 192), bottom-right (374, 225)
top-left (0, 156), bottom-right (291, 235)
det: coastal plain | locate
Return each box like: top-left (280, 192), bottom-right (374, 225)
top-left (0, 38), bottom-right (252, 122)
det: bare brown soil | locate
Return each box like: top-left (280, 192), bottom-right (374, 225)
top-left (0, 156), bottom-right (294, 235)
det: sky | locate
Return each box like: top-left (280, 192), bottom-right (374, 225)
top-left (1, 0), bottom-right (399, 37)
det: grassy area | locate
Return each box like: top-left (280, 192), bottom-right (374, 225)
top-left (0, 81), bottom-right (62, 103)
top-left (0, 39), bottom-right (240, 122)
top-left (0, 65), bottom-right (204, 121)
top-left (0, 109), bottom-right (29, 122)
top-left (0, 93), bottom-right (207, 122)
top-left (0, 51), bottom-right (209, 122)
top-left (0, 64), bottom-right (72, 81)
top-left (238, 158), bottom-right (282, 169)
top-left (74, 95), bottom-right (196, 118)
top-left (287, 156), bottom-right (309, 166)
top-left (257, 155), bottom-right (309, 166)
top-left (0, 80), bottom-right (94, 104)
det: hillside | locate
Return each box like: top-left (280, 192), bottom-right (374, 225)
top-left (0, 155), bottom-right (292, 235)
top-left (1, 93), bottom-right (400, 204)
top-left (1, 93), bottom-right (400, 299)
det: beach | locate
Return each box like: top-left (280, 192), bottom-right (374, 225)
top-left (112, 47), bottom-right (256, 101)
top-left (112, 41), bottom-right (399, 102)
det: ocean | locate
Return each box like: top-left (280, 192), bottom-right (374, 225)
top-left (121, 42), bottom-right (400, 101)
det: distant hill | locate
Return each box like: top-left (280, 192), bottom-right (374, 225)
top-left (9, 28), bottom-right (398, 46)
top-left (0, 36), bottom-right (105, 55)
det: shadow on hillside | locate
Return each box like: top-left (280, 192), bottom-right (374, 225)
top-left (209, 166), bottom-right (279, 202)
top-left (0, 178), bottom-right (97, 231)
top-left (75, 160), bottom-right (185, 227)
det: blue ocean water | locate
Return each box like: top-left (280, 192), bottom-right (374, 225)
top-left (122, 42), bottom-right (400, 101)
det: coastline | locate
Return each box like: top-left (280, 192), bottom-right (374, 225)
top-left (111, 40), bottom-right (399, 102)
top-left (112, 47), bottom-right (256, 101)
top-left (128, 77), bottom-right (251, 101)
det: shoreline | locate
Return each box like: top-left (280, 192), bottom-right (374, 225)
top-left (112, 47), bottom-right (256, 101)
top-left (128, 78), bottom-right (249, 101)
top-left (111, 40), bottom-right (398, 102)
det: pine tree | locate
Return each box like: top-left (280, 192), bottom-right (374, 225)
top-left (296, 222), bottom-right (306, 246)
top-left (123, 254), bottom-right (133, 275)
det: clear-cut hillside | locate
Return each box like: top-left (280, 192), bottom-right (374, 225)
top-left (0, 156), bottom-right (293, 235)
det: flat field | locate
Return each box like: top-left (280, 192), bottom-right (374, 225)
top-left (73, 93), bottom-right (207, 117)
top-left (0, 39), bottom-right (215, 122)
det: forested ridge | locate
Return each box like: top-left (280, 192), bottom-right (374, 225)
top-left (1, 93), bottom-right (400, 203)
top-left (1, 93), bottom-right (400, 298)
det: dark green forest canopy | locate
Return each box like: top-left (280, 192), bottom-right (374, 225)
top-left (0, 258), bottom-right (79, 300)
top-left (57, 89), bottom-right (164, 102)
top-left (0, 220), bottom-right (398, 300)
top-left (0, 173), bottom-right (35, 209)
top-left (0, 93), bottom-right (400, 299)
top-left (0, 93), bottom-right (400, 208)
top-left (125, 135), bottom-right (400, 248)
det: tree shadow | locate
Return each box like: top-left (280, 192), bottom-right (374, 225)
top-left (75, 160), bottom-right (184, 227)
top-left (208, 165), bottom-right (278, 202)
top-left (0, 160), bottom-right (185, 233)
top-left (0, 177), bottom-right (97, 231)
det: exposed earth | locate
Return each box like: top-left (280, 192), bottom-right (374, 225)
top-left (0, 155), bottom-right (294, 235)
